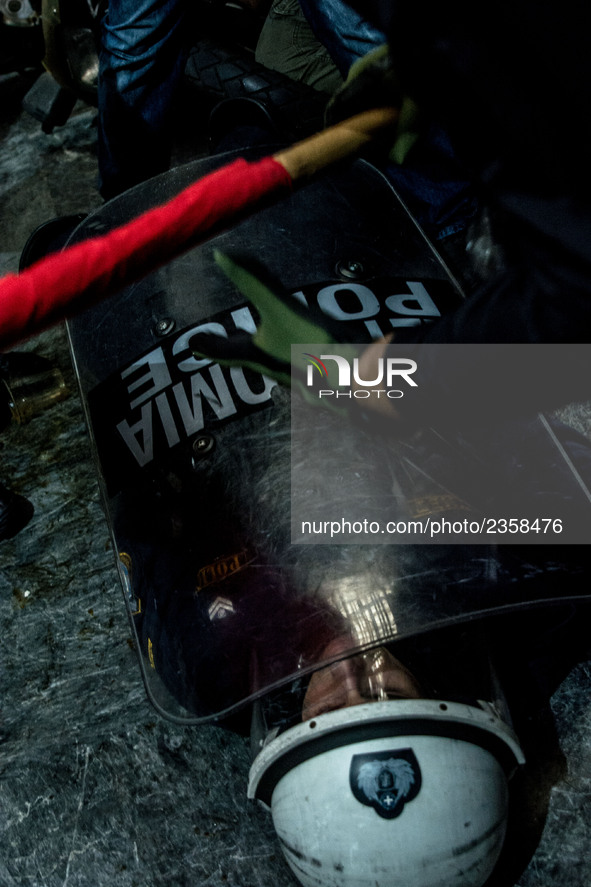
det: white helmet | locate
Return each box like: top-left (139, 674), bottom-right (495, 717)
top-left (248, 698), bottom-right (525, 887)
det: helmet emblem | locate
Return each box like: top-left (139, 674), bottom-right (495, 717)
top-left (350, 749), bottom-right (422, 819)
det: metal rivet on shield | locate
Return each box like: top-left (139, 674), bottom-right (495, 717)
top-left (336, 259), bottom-right (366, 280)
top-left (192, 434), bottom-right (215, 463)
top-left (154, 317), bottom-right (175, 337)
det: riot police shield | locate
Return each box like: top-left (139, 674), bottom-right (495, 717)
top-left (66, 148), bottom-right (591, 728)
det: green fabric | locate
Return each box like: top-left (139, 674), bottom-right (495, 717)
top-left (255, 0), bottom-right (343, 95)
top-left (191, 251), bottom-right (340, 389)
top-left (214, 250), bottom-right (337, 360)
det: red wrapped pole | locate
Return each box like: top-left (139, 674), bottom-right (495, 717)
top-left (0, 108), bottom-right (398, 350)
top-left (0, 156), bottom-right (291, 349)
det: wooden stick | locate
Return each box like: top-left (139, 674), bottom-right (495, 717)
top-left (273, 107), bottom-right (399, 182)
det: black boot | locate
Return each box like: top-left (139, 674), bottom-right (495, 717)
top-left (0, 482), bottom-right (34, 542)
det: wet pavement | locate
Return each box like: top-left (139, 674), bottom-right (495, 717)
top-left (0, 67), bottom-right (590, 887)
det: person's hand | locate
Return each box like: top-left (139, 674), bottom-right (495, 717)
top-left (325, 45), bottom-right (421, 166)
top-left (352, 333), bottom-right (403, 422)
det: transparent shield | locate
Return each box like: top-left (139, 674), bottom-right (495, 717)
top-left (66, 149), bottom-right (591, 726)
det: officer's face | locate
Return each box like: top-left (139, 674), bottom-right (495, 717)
top-left (302, 639), bottom-right (422, 721)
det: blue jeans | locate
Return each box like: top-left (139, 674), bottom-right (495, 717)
top-left (97, 0), bottom-right (188, 199)
top-left (298, 0), bottom-right (477, 239)
top-left (298, 0), bottom-right (384, 77)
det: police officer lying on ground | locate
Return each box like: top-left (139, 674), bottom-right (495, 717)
top-left (113, 375), bottom-right (591, 887)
